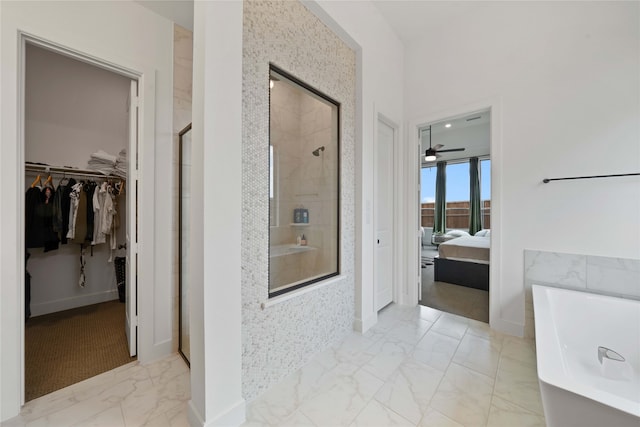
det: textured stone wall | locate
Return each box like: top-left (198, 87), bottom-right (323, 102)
top-left (242, 0), bottom-right (356, 400)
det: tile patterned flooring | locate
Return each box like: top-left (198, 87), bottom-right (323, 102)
top-left (3, 304), bottom-right (546, 427)
top-left (2, 355), bottom-right (190, 427)
top-left (243, 304), bottom-right (545, 427)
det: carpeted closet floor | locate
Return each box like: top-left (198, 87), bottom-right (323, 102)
top-left (25, 300), bottom-right (135, 401)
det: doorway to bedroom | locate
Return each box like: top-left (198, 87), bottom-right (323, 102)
top-left (418, 110), bottom-right (491, 323)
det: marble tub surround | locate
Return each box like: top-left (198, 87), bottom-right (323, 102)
top-left (2, 354), bottom-right (190, 427)
top-left (243, 304), bottom-right (545, 427)
top-left (523, 250), bottom-right (640, 338)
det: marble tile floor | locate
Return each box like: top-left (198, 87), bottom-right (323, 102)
top-left (243, 304), bottom-right (545, 427)
top-left (1, 354), bottom-right (190, 427)
top-left (3, 304), bottom-right (545, 427)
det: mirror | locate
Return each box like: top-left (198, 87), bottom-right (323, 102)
top-left (269, 65), bottom-right (340, 296)
top-left (178, 124), bottom-right (191, 365)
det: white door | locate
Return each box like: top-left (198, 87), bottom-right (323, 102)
top-left (126, 80), bottom-right (138, 357)
top-left (375, 119), bottom-right (394, 310)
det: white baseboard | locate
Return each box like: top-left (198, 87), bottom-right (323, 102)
top-left (189, 398), bottom-right (246, 427)
top-left (188, 401), bottom-right (205, 427)
top-left (353, 312), bottom-right (377, 334)
top-left (30, 290), bottom-right (119, 317)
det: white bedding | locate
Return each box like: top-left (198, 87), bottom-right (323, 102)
top-left (438, 235), bottom-right (490, 264)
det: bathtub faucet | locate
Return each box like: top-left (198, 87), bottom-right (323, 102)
top-left (598, 346), bottom-right (625, 365)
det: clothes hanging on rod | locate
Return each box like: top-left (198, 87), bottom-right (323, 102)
top-left (25, 185), bottom-right (60, 252)
top-left (26, 163), bottom-right (124, 254)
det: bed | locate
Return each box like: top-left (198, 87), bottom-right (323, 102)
top-left (434, 233), bottom-right (490, 291)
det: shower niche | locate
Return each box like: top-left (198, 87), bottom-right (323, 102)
top-left (268, 65), bottom-right (340, 297)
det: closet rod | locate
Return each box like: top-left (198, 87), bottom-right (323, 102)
top-left (25, 163), bottom-right (126, 180)
top-left (542, 172), bottom-right (640, 184)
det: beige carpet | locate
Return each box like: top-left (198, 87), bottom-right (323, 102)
top-left (420, 248), bottom-right (489, 323)
top-left (25, 300), bottom-right (135, 401)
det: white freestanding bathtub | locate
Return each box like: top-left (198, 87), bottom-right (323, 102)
top-left (532, 285), bottom-right (640, 427)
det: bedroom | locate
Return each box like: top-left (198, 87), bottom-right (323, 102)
top-left (419, 109), bottom-right (491, 323)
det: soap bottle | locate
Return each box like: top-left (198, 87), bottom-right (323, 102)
top-left (301, 234), bottom-right (307, 246)
top-left (302, 208), bottom-right (309, 223)
top-left (296, 235), bottom-right (302, 246)
top-left (294, 207), bottom-right (301, 223)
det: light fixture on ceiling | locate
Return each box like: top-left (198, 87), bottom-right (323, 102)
top-left (423, 125), bottom-right (465, 162)
top-left (424, 148), bottom-right (436, 162)
top-left (424, 126), bottom-right (437, 162)
top-left (445, 123), bottom-right (452, 128)
top-left (424, 148), bottom-right (437, 162)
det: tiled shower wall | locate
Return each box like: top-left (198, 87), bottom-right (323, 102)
top-left (242, 0), bottom-right (356, 400)
top-left (523, 249), bottom-right (640, 338)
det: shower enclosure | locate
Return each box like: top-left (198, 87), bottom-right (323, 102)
top-left (268, 65), bottom-right (340, 296)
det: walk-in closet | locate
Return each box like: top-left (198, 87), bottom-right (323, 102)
top-left (24, 43), bottom-right (136, 401)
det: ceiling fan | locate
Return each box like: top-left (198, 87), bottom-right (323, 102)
top-left (423, 125), bottom-right (465, 162)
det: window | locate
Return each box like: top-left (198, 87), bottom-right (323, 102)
top-left (445, 162), bottom-right (471, 229)
top-left (268, 65), bottom-right (340, 297)
top-left (481, 159), bottom-right (491, 228)
top-left (420, 166), bottom-right (436, 227)
top-left (420, 159), bottom-right (491, 230)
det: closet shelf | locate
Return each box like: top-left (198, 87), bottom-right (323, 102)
top-left (25, 162), bottom-right (126, 180)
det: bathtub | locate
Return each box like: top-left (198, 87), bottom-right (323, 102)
top-left (532, 285), bottom-right (640, 427)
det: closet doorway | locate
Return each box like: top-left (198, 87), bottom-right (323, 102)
top-left (22, 40), bottom-right (139, 401)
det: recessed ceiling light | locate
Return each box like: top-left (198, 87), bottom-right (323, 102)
top-left (445, 123), bottom-right (452, 128)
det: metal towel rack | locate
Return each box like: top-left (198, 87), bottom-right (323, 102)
top-left (542, 172), bottom-right (640, 184)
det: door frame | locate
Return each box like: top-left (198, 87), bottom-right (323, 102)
top-left (373, 110), bottom-right (402, 309)
top-left (406, 98), bottom-right (503, 328)
top-left (16, 33), bottom-right (145, 404)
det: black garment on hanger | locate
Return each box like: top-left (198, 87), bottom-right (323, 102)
top-left (26, 186), bottom-right (60, 251)
top-left (84, 181), bottom-right (97, 242)
top-left (38, 187), bottom-right (59, 252)
top-left (25, 187), bottom-right (43, 248)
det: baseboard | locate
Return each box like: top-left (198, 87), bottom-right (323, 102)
top-left (189, 398), bottom-right (246, 427)
top-left (353, 312), bottom-right (377, 333)
top-left (188, 401), bottom-right (205, 427)
top-left (30, 290), bottom-right (119, 317)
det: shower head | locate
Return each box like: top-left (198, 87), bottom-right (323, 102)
top-left (312, 146), bottom-right (325, 156)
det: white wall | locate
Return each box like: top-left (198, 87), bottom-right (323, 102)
top-left (309, 0), bottom-right (405, 331)
top-left (25, 44), bottom-right (130, 168)
top-left (0, 1), bottom-right (174, 421)
top-left (189, 1), bottom-right (245, 425)
top-left (25, 44), bottom-right (130, 316)
top-left (404, 1), bottom-right (640, 334)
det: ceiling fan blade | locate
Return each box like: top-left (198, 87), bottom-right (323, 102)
top-left (433, 144), bottom-right (444, 150)
top-left (437, 148), bottom-right (465, 153)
